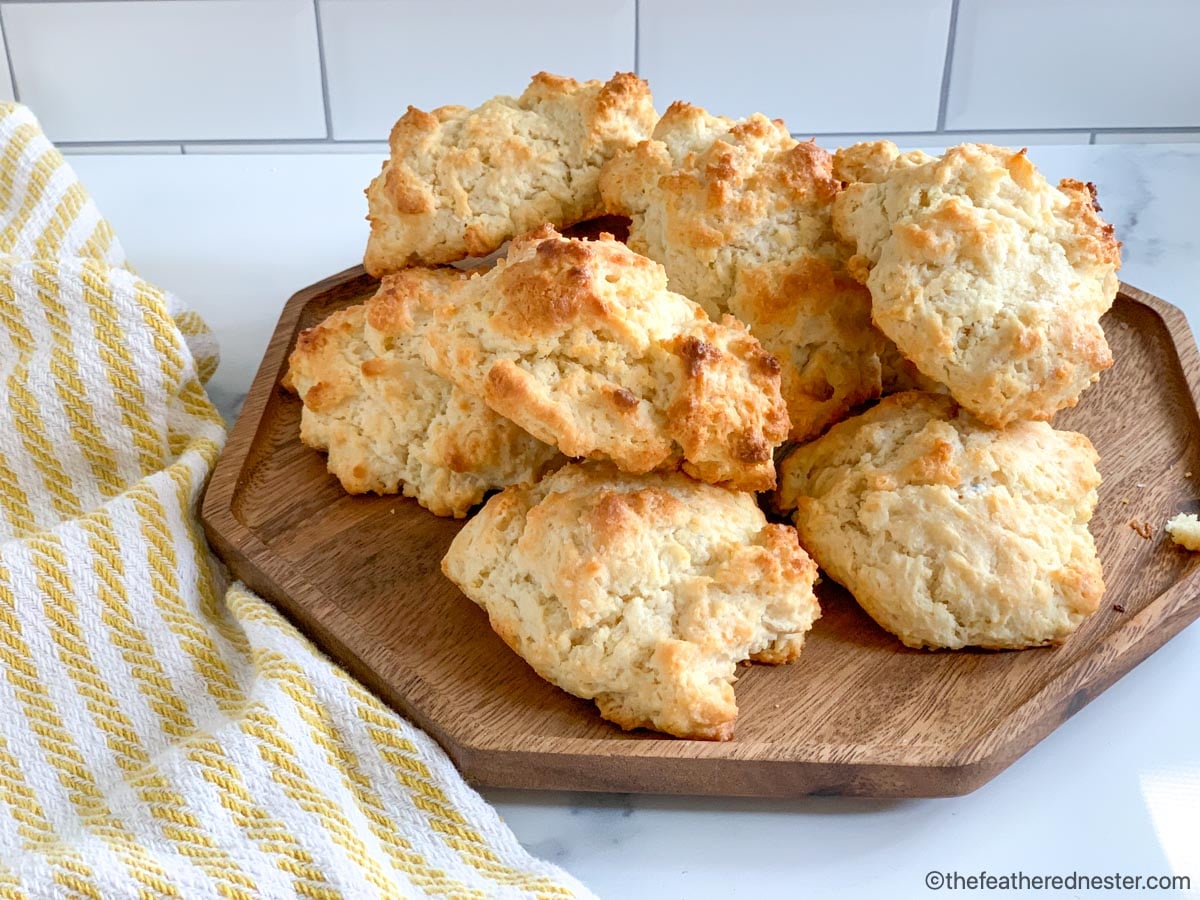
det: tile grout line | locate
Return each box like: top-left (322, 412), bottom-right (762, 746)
top-left (312, 0), bottom-right (334, 140)
top-left (178, 144), bottom-right (386, 154)
top-left (790, 127), bottom-right (1200, 138)
top-left (0, 6), bottom-right (19, 103)
top-left (935, 0), bottom-right (961, 132)
top-left (633, 0), bottom-right (640, 75)
top-left (58, 137), bottom-right (353, 148)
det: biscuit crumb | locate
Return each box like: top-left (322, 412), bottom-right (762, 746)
top-left (1112, 603), bottom-right (1126, 613)
top-left (1129, 520), bottom-right (1154, 540)
top-left (1121, 497), bottom-right (1129, 505)
top-left (1165, 512), bottom-right (1200, 551)
top-left (1187, 471), bottom-right (1193, 478)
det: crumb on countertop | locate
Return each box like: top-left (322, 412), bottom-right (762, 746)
top-left (1129, 520), bottom-right (1155, 540)
top-left (1165, 512), bottom-right (1200, 551)
top-left (1112, 603), bottom-right (1126, 613)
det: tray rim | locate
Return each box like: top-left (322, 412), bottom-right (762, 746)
top-left (200, 273), bottom-right (1200, 798)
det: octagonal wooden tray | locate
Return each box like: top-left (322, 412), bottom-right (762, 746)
top-left (201, 272), bottom-right (1200, 797)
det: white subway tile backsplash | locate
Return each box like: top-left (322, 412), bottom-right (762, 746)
top-left (2, 0), bottom-right (326, 142)
top-left (803, 132), bottom-right (1091, 151)
top-left (927, 132), bottom-right (1093, 147)
top-left (791, 134), bottom-right (897, 149)
top-left (319, 0), bottom-right (636, 141)
top-left (2, 0), bottom-right (1198, 150)
top-left (947, 0), bottom-right (1200, 130)
top-left (183, 142), bottom-right (388, 154)
top-left (1094, 131), bottom-right (1200, 144)
top-left (0, 18), bottom-right (14, 103)
top-left (637, 0), bottom-right (952, 133)
top-left (61, 144), bottom-right (183, 155)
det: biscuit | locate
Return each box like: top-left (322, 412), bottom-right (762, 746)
top-left (364, 72), bottom-right (657, 274)
top-left (441, 461), bottom-right (821, 740)
top-left (831, 140), bottom-right (933, 186)
top-left (284, 268), bottom-right (561, 517)
top-left (419, 225), bottom-right (790, 491)
top-left (1166, 513), bottom-right (1200, 550)
top-left (600, 103), bottom-right (903, 440)
top-left (777, 392), bottom-right (1104, 650)
top-left (833, 142), bottom-right (1121, 427)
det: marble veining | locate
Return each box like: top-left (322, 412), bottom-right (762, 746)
top-left (67, 144), bottom-right (1200, 899)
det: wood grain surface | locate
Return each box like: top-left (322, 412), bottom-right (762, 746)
top-left (201, 273), bottom-right (1200, 798)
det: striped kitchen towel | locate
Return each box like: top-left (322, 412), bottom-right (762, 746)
top-left (0, 102), bottom-right (591, 899)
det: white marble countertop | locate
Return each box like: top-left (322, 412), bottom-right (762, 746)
top-left (70, 144), bottom-right (1200, 900)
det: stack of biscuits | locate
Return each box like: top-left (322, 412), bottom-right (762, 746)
top-left (285, 72), bottom-right (1121, 741)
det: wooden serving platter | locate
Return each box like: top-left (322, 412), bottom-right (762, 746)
top-left (201, 273), bottom-right (1200, 798)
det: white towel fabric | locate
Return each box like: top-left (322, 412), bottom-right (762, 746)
top-left (0, 102), bottom-right (591, 900)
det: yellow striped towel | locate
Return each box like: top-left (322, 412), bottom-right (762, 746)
top-left (0, 103), bottom-right (591, 899)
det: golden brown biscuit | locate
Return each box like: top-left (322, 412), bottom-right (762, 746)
top-left (778, 392), bottom-right (1104, 650)
top-left (831, 140), bottom-right (933, 185)
top-left (364, 72), bottom-right (657, 274)
top-left (442, 461), bottom-right (821, 740)
top-left (284, 269), bottom-right (561, 517)
top-left (833, 142), bottom-right (948, 399)
top-left (833, 142), bottom-right (1121, 427)
top-left (419, 225), bottom-right (790, 492)
top-left (600, 102), bottom-right (903, 440)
